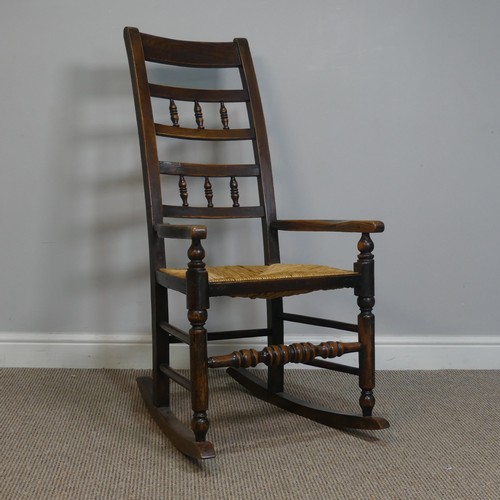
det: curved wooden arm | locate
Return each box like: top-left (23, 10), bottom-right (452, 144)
top-left (154, 223), bottom-right (207, 239)
top-left (271, 219), bottom-right (384, 233)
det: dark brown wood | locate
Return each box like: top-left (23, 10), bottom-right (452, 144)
top-left (280, 311), bottom-right (358, 332)
top-left (154, 223), bottom-right (207, 240)
top-left (178, 175), bottom-right (188, 206)
top-left (204, 177), bottom-right (214, 207)
top-left (159, 321), bottom-right (190, 343)
top-left (220, 102), bottom-right (229, 129)
top-left (272, 219), bottom-right (385, 233)
top-left (234, 38), bottom-right (280, 265)
top-left (155, 123), bottom-right (254, 141)
top-left (140, 32), bottom-right (241, 67)
top-left (169, 99), bottom-right (179, 127)
top-left (159, 161), bottom-right (260, 177)
top-left (124, 27), bottom-right (388, 459)
top-left (167, 327), bottom-right (274, 342)
top-left (208, 340), bottom-right (361, 369)
top-left (229, 176), bottom-right (240, 207)
top-left (186, 238), bottom-right (209, 442)
top-left (206, 328), bottom-right (271, 341)
top-left (306, 359), bottom-right (360, 375)
top-left (159, 365), bottom-right (192, 390)
top-left (354, 233), bottom-right (376, 416)
top-left (149, 83), bottom-right (248, 103)
top-left (227, 368), bottom-right (390, 430)
top-left (162, 205), bottom-right (265, 219)
top-left (194, 101), bottom-right (204, 129)
top-left (155, 269), bottom-right (186, 294)
top-left (124, 27), bottom-right (169, 411)
top-left (136, 377), bottom-right (215, 459)
top-left (267, 298), bottom-right (284, 393)
top-left (152, 284), bottom-right (170, 407)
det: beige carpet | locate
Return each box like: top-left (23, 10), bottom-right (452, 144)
top-left (1, 368), bottom-right (498, 499)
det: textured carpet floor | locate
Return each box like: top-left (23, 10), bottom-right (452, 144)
top-left (1, 368), bottom-right (498, 499)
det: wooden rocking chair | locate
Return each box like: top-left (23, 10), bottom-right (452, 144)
top-left (124, 27), bottom-right (389, 460)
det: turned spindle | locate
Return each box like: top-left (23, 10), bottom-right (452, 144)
top-left (230, 176), bottom-right (240, 207)
top-left (194, 100), bottom-right (204, 129)
top-left (179, 175), bottom-right (188, 206)
top-left (220, 101), bottom-right (229, 129)
top-left (204, 177), bottom-right (213, 207)
top-left (208, 340), bottom-right (361, 369)
top-left (169, 99), bottom-right (179, 126)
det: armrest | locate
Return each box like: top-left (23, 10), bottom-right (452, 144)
top-left (154, 223), bottom-right (207, 239)
top-left (271, 219), bottom-right (384, 233)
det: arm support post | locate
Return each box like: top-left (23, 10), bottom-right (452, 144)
top-left (186, 237), bottom-right (210, 442)
top-left (354, 233), bottom-right (377, 417)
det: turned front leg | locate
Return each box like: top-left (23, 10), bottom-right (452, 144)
top-left (186, 238), bottom-right (210, 442)
top-left (355, 233), bottom-right (377, 417)
top-left (358, 296), bottom-right (376, 416)
top-left (189, 310), bottom-right (209, 441)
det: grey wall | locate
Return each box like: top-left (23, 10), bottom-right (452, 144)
top-left (2, 1), bottom-right (500, 341)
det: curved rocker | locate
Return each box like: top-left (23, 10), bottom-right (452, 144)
top-left (227, 368), bottom-right (390, 431)
top-left (137, 377), bottom-right (216, 460)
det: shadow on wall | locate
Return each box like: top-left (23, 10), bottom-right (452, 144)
top-left (35, 63), bottom-right (266, 335)
top-left (35, 64), bottom-right (149, 334)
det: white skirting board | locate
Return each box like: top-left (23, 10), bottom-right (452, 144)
top-left (0, 332), bottom-right (499, 370)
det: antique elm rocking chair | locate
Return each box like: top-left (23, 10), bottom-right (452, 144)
top-left (124, 27), bottom-right (389, 459)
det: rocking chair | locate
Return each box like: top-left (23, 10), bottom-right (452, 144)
top-left (124, 27), bottom-right (389, 460)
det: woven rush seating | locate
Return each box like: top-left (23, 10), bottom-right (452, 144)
top-left (160, 264), bottom-right (357, 299)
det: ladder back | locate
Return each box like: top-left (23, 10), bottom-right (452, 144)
top-left (124, 27), bottom-right (279, 260)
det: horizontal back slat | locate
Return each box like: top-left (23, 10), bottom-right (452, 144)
top-left (141, 33), bottom-right (241, 68)
top-left (149, 84), bottom-right (248, 103)
top-left (155, 124), bottom-right (255, 141)
top-left (159, 161), bottom-right (260, 177)
top-left (163, 205), bottom-right (265, 219)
